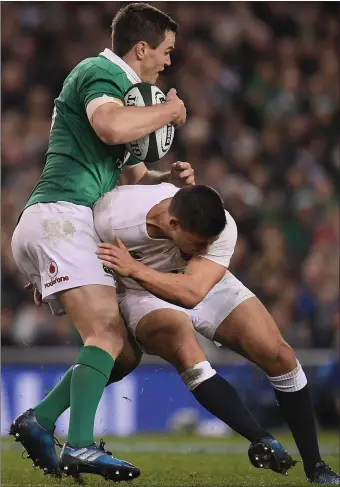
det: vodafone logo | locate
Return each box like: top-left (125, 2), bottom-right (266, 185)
top-left (47, 261), bottom-right (58, 278)
top-left (45, 260), bottom-right (69, 288)
top-left (44, 276), bottom-right (69, 289)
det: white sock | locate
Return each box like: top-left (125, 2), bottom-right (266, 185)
top-left (181, 361), bottom-right (216, 391)
top-left (267, 360), bottom-right (307, 392)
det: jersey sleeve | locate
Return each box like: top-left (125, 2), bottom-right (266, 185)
top-left (200, 211), bottom-right (238, 268)
top-left (78, 64), bottom-right (126, 108)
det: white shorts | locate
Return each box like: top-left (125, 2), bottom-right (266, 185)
top-left (118, 271), bottom-right (255, 347)
top-left (11, 202), bottom-right (116, 314)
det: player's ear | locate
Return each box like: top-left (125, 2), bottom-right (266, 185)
top-left (136, 41), bottom-right (147, 60)
top-left (169, 216), bottom-right (180, 231)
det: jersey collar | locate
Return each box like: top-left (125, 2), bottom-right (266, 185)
top-left (99, 48), bottom-right (141, 85)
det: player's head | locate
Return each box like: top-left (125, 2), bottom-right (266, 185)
top-left (168, 185), bottom-right (227, 256)
top-left (112, 3), bottom-right (178, 84)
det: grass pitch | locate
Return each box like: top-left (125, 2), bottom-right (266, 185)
top-left (2, 431), bottom-right (339, 487)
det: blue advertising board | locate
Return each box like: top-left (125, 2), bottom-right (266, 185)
top-left (2, 362), bottom-right (337, 435)
top-left (1, 364), bottom-right (259, 436)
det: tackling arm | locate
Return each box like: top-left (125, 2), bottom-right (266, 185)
top-left (130, 257), bottom-right (226, 308)
top-left (119, 162), bottom-right (170, 185)
top-left (97, 239), bottom-right (226, 309)
top-left (119, 161), bottom-right (195, 186)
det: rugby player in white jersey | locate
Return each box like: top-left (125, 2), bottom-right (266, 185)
top-left (95, 183), bottom-right (340, 485)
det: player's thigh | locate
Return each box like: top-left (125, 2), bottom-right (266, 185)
top-left (119, 291), bottom-right (205, 372)
top-left (137, 309), bottom-right (206, 373)
top-left (189, 271), bottom-right (254, 342)
top-left (12, 215), bottom-right (43, 293)
top-left (213, 296), bottom-right (296, 373)
top-left (13, 203), bottom-right (125, 355)
top-left (118, 291), bottom-right (186, 341)
top-left (58, 284), bottom-right (121, 340)
top-left (13, 202), bottom-right (116, 314)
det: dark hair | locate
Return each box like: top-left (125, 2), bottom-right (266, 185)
top-left (169, 185), bottom-right (226, 237)
top-left (112, 3), bottom-right (178, 57)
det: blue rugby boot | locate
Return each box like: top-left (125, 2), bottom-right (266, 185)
top-left (59, 439), bottom-right (141, 482)
top-left (248, 436), bottom-right (297, 475)
top-left (307, 461), bottom-right (340, 484)
top-left (9, 409), bottom-right (61, 476)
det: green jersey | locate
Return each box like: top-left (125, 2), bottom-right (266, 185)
top-left (25, 51), bottom-right (141, 209)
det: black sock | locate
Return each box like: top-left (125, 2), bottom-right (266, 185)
top-left (274, 385), bottom-right (321, 475)
top-left (192, 373), bottom-right (271, 442)
top-left (106, 361), bottom-right (127, 386)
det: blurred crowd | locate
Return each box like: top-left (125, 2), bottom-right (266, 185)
top-left (2, 2), bottom-right (339, 349)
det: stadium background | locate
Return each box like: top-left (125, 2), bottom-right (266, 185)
top-left (2, 2), bottom-right (339, 438)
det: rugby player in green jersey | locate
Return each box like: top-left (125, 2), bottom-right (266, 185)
top-left (10, 3), bottom-right (193, 482)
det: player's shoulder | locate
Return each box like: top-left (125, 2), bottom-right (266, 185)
top-left (225, 209), bottom-right (237, 229)
top-left (116, 182), bottom-right (178, 203)
top-left (114, 182), bottom-right (178, 199)
top-left (217, 210), bottom-right (238, 243)
top-left (94, 183), bottom-right (179, 228)
top-left (203, 209), bottom-right (238, 266)
top-left (151, 182), bottom-right (179, 198)
top-left (74, 56), bottom-right (129, 85)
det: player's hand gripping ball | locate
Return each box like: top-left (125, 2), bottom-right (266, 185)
top-left (124, 82), bottom-right (175, 163)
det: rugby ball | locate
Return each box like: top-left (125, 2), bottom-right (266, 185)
top-left (124, 82), bottom-right (175, 163)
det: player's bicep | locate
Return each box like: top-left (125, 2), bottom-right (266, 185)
top-left (86, 96), bottom-right (124, 123)
top-left (90, 102), bottom-right (124, 144)
top-left (184, 257), bottom-right (226, 300)
top-left (78, 68), bottom-right (126, 143)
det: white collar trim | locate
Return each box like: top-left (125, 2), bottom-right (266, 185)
top-left (99, 48), bottom-right (141, 84)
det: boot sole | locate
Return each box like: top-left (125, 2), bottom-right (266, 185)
top-left (59, 455), bottom-right (140, 482)
top-left (249, 442), bottom-right (297, 475)
top-left (9, 421), bottom-right (61, 476)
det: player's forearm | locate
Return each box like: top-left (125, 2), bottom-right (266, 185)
top-left (105, 104), bottom-right (176, 145)
top-left (131, 264), bottom-right (202, 309)
top-left (138, 170), bottom-right (171, 185)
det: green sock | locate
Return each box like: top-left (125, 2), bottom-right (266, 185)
top-left (67, 345), bottom-right (114, 447)
top-left (34, 367), bottom-right (73, 431)
top-left (34, 360), bottom-right (117, 432)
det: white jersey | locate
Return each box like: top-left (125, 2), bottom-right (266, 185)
top-left (94, 183), bottom-right (238, 292)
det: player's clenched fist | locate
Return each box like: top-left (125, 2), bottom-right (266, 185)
top-left (166, 88), bottom-right (186, 126)
top-left (170, 161), bottom-right (195, 187)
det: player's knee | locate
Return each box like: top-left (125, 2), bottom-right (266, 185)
top-left (164, 330), bottom-right (205, 373)
top-left (88, 306), bottom-right (120, 337)
top-left (278, 340), bottom-right (297, 369)
top-left (139, 321), bottom-right (203, 371)
top-left (274, 340), bottom-right (297, 373)
top-left (81, 306), bottom-right (125, 356)
top-left (260, 339), bottom-right (297, 376)
top-left (139, 320), bottom-right (179, 348)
